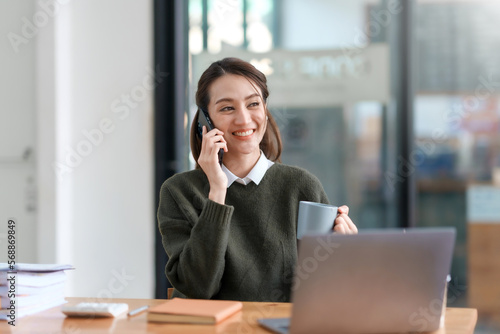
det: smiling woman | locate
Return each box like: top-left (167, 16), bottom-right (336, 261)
top-left (157, 57), bottom-right (357, 302)
top-left (204, 76), bottom-right (267, 169)
top-left (190, 58), bottom-right (282, 172)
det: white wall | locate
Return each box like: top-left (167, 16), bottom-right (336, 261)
top-left (2, 0), bottom-right (155, 299)
top-left (57, 0), bottom-right (154, 298)
top-left (0, 1), bottom-right (38, 263)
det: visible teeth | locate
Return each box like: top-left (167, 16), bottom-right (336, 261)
top-left (233, 130), bottom-right (254, 136)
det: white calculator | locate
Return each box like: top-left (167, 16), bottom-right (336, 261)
top-left (62, 302), bottom-right (129, 318)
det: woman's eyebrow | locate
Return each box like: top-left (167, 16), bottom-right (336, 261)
top-left (214, 97), bottom-right (233, 105)
top-left (214, 93), bottom-right (261, 105)
top-left (245, 93), bottom-right (260, 100)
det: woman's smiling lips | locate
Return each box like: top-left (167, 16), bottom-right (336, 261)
top-left (232, 129), bottom-right (255, 139)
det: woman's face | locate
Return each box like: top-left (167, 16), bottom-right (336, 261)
top-left (207, 74), bottom-right (267, 162)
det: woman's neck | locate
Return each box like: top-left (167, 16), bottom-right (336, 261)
top-left (223, 150), bottom-right (261, 178)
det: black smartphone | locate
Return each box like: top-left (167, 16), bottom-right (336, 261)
top-left (197, 108), bottom-right (224, 166)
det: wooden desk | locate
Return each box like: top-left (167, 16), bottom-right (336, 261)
top-left (0, 297), bottom-right (477, 333)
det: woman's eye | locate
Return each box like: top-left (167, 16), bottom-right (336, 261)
top-left (220, 106), bottom-right (234, 111)
top-left (248, 102), bottom-right (260, 108)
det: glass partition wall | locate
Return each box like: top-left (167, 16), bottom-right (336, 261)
top-left (415, 0), bottom-right (500, 330)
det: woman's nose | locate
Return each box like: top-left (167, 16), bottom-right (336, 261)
top-left (234, 106), bottom-right (251, 124)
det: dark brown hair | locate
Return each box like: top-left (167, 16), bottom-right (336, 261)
top-left (190, 57), bottom-right (282, 168)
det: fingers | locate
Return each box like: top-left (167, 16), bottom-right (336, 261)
top-left (201, 126), bottom-right (228, 154)
top-left (333, 223), bottom-right (346, 234)
top-left (336, 214), bottom-right (358, 234)
top-left (338, 205), bottom-right (349, 215)
top-left (333, 205), bottom-right (358, 235)
top-left (198, 126), bottom-right (228, 189)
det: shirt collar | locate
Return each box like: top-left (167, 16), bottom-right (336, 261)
top-left (222, 151), bottom-right (274, 187)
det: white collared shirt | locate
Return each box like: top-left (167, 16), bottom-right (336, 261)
top-left (222, 151), bottom-right (274, 187)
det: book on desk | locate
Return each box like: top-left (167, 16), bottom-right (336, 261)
top-left (147, 298), bottom-right (242, 324)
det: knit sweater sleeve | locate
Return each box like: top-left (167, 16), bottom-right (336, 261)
top-left (157, 173), bottom-right (234, 299)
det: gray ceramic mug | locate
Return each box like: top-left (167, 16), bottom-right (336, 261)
top-left (297, 201), bottom-right (338, 239)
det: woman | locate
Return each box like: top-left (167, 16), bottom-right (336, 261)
top-left (158, 57), bottom-right (357, 302)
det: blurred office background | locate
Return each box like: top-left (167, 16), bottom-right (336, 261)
top-left (1, 0), bottom-right (499, 331)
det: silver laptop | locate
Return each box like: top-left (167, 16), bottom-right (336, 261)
top-left (259, 228), bottom-right (455, 334)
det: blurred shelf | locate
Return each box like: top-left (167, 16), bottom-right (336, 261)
top-left (468, 223), bottom-right (500, 318)
top-left (417, 178), bottom-right (466, 192)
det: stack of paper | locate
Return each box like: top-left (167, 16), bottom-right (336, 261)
top-left (0, 263), bottom-right (74, 320)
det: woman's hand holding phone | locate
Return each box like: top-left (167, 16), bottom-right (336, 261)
top-left (198, 126), bottom-right (228, 204)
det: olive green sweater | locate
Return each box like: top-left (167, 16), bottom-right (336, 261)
top-left (157, 163), bottom-right (329, 302)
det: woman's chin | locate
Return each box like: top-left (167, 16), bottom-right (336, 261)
top-left (226, 146), bottom-right (261, 159)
